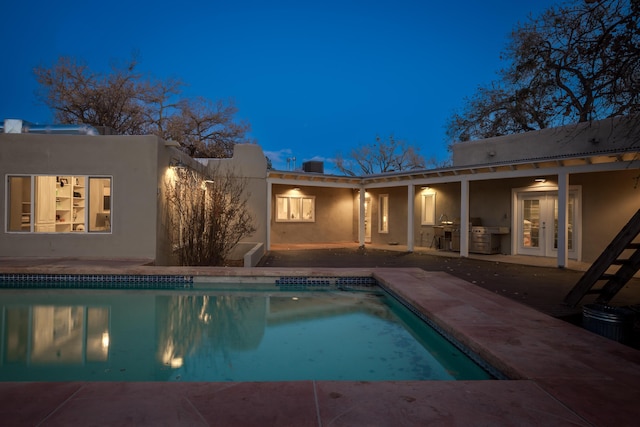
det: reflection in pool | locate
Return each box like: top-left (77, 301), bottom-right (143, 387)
top-left (0, 289), bottom-right (493, 381)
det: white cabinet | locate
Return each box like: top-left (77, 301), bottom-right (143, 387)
top-left (35, 176), bottom-right (56, 232)
top-left (71, 177), bottom-right (86, 232)
top-left (34, 176), bottom-right (87, 233)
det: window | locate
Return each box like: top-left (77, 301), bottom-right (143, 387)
top-left (421, 191), bottom-right (436, 225)
top-left (276, 195), bottom-right (315, 222)
top-left (379, 194), bottom-right (389, 233)
top-left (6, 175), bottom-right (112, 233)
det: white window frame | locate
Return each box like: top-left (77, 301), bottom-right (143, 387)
top-left (275, 194), bottom-right (315, 222)
top-left (378, 194), bottom-right (389, 233)
top-left (421, 191), bottom-right (436, 225)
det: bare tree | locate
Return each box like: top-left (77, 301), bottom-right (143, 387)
top-left (165, 166), bottom-right (256, 266)
top-left (163, 98), bottom-right (252, 158)
top-left (447, 0), bottom-right (640, 143)
top-left (335, 135), bottom-right (425, 176)
top-left (34, 54), bottom-right (254, 157)
top-left (34, 56), bottom-right (150, 134)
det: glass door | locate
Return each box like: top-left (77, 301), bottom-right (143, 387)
top-left (516, 191), bottom-right (578, 258)
top-left (518, 193), bottom-right (545, 256)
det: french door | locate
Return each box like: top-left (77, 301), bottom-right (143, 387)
top-left (516, 190), bottom-right (579, 258)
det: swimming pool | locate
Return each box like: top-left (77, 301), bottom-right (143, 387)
top-left (0, 275), bottom-right (498, 382)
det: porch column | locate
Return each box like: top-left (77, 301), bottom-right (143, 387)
top-left (557, 172), bottom-right (569, 268)
top-left (460, 178), bottom-right (470, 257)
top-left (407, 183), bottom-right (415, 252)
top-left (266, 180), bottom-right (272, 250)
top-left (359, 187), bottom-right (366, 247)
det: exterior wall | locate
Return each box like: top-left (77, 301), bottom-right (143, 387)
top-left (0, 133), bottom-right (164, 260)
top-left (154, 147), bottom-right (201, 265)
top-left (366, 187), bottom-right (407, 246)
top-left (411, 182), bottom-right (461, 248)
top-left (270, 185), bottom-right (354, 244)
top-left (197, 144), bottom-right (268, 257)
top-left (453, 116), bottom-right (636, 167)
top-left (572, 169), bottom-right (640, 262)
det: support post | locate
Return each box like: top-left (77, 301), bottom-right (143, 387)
top-left (557, 172), bottom-right (569, 268)
top-left (359, 187), bottom-right (365, 247)
top-left (460, 178), bottom-right (470, 257)
top-left (266, 180), bottom-right (272, 250)
top-left (407, 184), bottom-right (415, 252)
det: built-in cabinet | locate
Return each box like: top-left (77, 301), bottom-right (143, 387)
top-left (35, 176), bottom-right (87, 233)
top-left (21, 201), bottom-right (31, 231)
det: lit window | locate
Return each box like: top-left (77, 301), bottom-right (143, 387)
top-left (6, 175), bottom-right (112, 233)
top-left (379, 194), bottom-right (389, 233)
top-left (276, 195), bottom-right (315, 222)
top-left (421, 192), bottom-right (436, 225)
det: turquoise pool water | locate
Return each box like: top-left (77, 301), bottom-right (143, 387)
top-left (0, 286), bottom-right (493, 382)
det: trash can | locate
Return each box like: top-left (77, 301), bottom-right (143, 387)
top-left (582, 304), bottom-right (636, 344)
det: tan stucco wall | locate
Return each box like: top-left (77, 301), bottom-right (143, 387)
top-left (0, 133), bottom-right (165, 260)
top-left (196, 144), bottom-right (268, 251)
top-left (366, 187), bottom-right (407, 246)
top-left (571, 169), bottom-right (640, 262)
top-left (452, 116), bottom-right (636, 167)
top-left (270, 185), bottom-right (354, 244)
top-left (410, 182), bottom-right (462, 248)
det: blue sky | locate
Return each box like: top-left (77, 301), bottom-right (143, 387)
top-left (0, 0), bottom-right (560, 173)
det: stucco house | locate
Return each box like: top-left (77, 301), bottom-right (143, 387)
top-left (1, 117), bottom-right (639, 268)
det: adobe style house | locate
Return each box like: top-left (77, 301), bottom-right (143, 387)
top-left (1, 117), bottom-right (639, 268)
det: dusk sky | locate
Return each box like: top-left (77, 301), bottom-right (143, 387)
top-left (1, 0), bottom-right (560, 173)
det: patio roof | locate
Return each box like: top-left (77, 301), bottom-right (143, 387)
top-left (268, 148), bottom-right (639, 188)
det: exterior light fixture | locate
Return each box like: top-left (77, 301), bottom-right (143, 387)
top-left (293, 187), bottom-right (301, 191)
top-left (421, 186), bottom-right (430, 190)
top-left (201, 180), bottom-right (215, 190)
top-left (535, 178), bottom-right (546, 183)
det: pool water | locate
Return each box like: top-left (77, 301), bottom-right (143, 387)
top-left (0, 288), bottom-right (493, 381)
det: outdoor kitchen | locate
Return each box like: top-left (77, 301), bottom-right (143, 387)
top-left (433, 218), bottom-right (509, 254)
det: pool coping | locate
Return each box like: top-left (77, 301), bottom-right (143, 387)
top-left (1, 267), bottom-right (639, 426)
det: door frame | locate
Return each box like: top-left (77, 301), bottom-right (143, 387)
top-left (364, 194), bottom-right (371, 243)
top-left (511, 185), bottom-right (582, 260)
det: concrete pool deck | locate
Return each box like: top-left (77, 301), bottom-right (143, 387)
top-left (1, 261), bottom-right (639, 425)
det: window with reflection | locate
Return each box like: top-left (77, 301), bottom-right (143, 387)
top-left (522, 199), bottom-right (540, 248)
top-left (3, 305), bottom-right (110, 365)
top-left (379, 194), bottom-right (389, 233)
